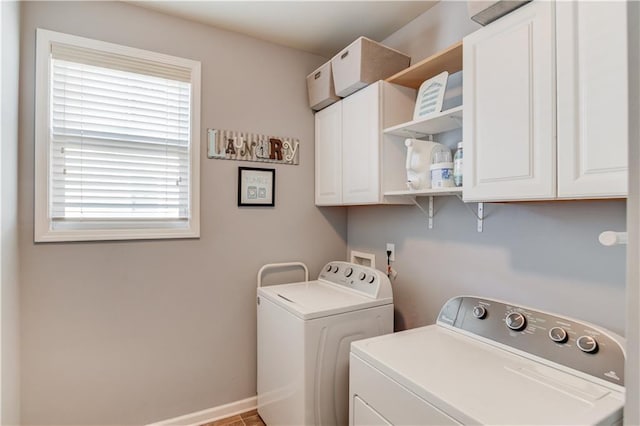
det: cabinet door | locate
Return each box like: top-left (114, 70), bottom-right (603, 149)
top-left (342, 83), bottom-right (381, 204)
top-left (556, 1), bottom-right (628, 198)
top-left (463, 1), bottom-right (556, 201)
top-left (315, 101), bottom-right (343, 205)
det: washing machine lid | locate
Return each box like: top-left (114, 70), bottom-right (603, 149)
top-left (351, 326), bottom-right (624, 425)
top-left (258, 280), bottom-right (392, 320)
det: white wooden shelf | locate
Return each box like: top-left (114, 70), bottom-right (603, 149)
top-left (383, 106), bottom-right (463, 138)
top-left (384, 187), bottom-right (462, 197)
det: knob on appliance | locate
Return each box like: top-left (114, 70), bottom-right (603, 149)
top-left (326, 265), bottom-right (332, 272)
top-left (368, 275), bottom-right (375, 284)
top-left (359, 272), bottom-right (366, 281)
top-left (333, 266), bottom-right (339, 273)
top-left (505, 312), bottom-right (527, 331)
top-left (472, 305), bottom-right (487, 319)
top-left (344, 267), bottom-right (353, 277)
top-left (549, 327), bottom-right (568, 343)
top-left (577, 335), bottom-right (598, 353)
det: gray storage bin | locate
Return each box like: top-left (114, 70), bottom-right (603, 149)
top-left (331, 37), bottom-right (410, 97)
top-left (306, 61), bottom-right (340, 111)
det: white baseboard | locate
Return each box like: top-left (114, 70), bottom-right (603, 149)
top-left (147, 396), bottom-right (257, 426)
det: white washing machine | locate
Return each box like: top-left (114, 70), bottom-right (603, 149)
top-left (350, 296), bottom-right (625, 425)
top-left (257, 261), bottom-right (393, 426)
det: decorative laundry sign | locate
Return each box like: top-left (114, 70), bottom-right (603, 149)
top-left (207, 129), bottom-right (299, 165)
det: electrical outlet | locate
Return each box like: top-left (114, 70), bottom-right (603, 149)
top-left (386, 243), bottom-right (395, 262)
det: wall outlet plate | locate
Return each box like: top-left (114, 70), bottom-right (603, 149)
top-left (386, 243), bottom-right (395, 261)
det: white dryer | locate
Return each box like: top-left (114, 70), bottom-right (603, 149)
top-left (258, 261), bottom-right (393, 426)
top-left (350, 296), bottom-right (625, 425)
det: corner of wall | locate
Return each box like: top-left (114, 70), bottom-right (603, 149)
top-left (1, 0), bottom-right (22, 425)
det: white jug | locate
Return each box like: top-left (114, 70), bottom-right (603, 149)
top-left (405, 138), bottom-right (450, 190)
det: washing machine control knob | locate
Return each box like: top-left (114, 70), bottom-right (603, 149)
top-left (358, 272), bottom-right (366, 281)
top-left (577, 335), bottom-right (598, 353)
top-left (344, 267), bottom-right (353, 277)
top-left (333, 266), bottom-right (339, 273)
top-left (505, 312), bottom-right (527, 331)
top-left (326, 265), bottom-right (333, 272)
top-left (549, 327), bottom-right (568, 343)
top-left (472, 305), bottom-right (487, 319)
top-left (368, 275), bottom-right (375, 284)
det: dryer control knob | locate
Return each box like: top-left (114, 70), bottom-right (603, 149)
top-left (326, 265), bottom-right (333, 272)
top-left (472, 305), bottom-right (487, 319)
top-left (344, 267), bottom-right (353, 277)
top-left (368, 275), bottom-right (375, 284)
top-left (333, 266), bottom-right (339, 273)
top-left (549, 327), bottom-right (568, 343)
top-left (359, 272), bottom-right (366, 281)
top-left (505, 312), bottom-right (527, 331)
top-left (577, 335), bottom-right (598, 353)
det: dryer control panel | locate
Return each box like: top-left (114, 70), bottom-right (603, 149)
top-left (318, 261), bottom-right (392, 300)
top-left (437, 296), bottom-right (625, 387)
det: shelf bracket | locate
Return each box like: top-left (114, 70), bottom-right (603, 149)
top-left (428, 196), bottom-right (434, 229)
top-left (454, 194), bottom-right (484, 232)
top-left (477, 203), bottom-right (484, 233)
top-left (411, 194), bottom-right (482, 232)
top-left (411, 197), bottom-right (433, 229)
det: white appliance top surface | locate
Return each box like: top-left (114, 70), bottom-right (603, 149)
top-left (258, 280), bottom-right (392, 320)
top-left (351, 325), bottom-right (624, 425)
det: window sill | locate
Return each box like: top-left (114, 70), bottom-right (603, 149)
top-left (34, 222), bottom-right (200, 243)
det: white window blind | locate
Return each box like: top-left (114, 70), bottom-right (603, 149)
top-left (36, 29), bottom-right (200, 242)
top-left (50, 47), bottom-right (192, 222)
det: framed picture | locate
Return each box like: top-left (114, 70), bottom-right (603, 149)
top-left (238, 167), bottom-right (275, 207)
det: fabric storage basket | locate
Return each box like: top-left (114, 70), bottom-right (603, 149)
top-left (331, 36), bottom-right (410, 97)
top-left (306, 61), bottom-right (340, 111)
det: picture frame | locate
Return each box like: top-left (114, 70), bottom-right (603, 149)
top-left (238, 167), bottom-right (275, 207)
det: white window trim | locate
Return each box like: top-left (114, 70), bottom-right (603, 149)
top-left (34, 29), bottom-right (201, 242)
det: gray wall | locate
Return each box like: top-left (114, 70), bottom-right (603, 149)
top-left (1, 1), bottom-right (21, 425)
top-left (18, 2), bottom-right (346, 425)
top-left (348, 1), bottom-right (627, 335)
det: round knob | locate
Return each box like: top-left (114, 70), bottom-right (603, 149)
top-left (472, 305), bottom-right (487, 319)
top-left (326, 265), bottom-right (332, 272)
top-left (344, 267), bottom-right (353, 278)
top-left (505, 312), bottom-right (527, 331)
top-left (577, 336), bottom-right (598, 353)
top-left (368, 275), bottom-right (375, 284)
top-left (359, 272), bottom-right (366, 281)
top-left (333, 266), bottom-right (339, 273)
top-left (549, 327), bottom-right (568, 343)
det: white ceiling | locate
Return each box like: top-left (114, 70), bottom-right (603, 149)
top-left (128, 1), bottom-right (438, 58)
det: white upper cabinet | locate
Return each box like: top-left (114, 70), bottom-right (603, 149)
top-left (342, 83), bottom-right (381, 204)
top-left (463, 1), bottom-right (556, 202)
top-left (556, 1), bottom-right (628, 198)
top-left (315, 101), bottom-right (343, 205)
top-left (463, 0), bottom-right (628, 202)
top-left (314, 81), bottom-right (414, 206)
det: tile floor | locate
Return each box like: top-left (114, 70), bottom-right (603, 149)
top-left (201, 409), bottom-right (265, 426)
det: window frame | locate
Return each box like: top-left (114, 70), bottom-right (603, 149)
top-left (34, 29), bottom-right (201, 242)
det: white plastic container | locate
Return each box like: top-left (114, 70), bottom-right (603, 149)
top-left (306, 61), bottom-right (340, 111)
top-left (331, 36), bottom-right (410, 97)
top-left (430, 162), bottom-right (455, 188)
